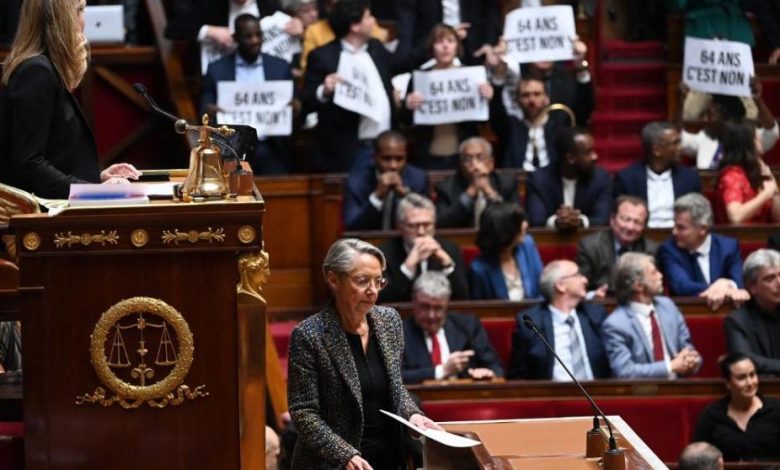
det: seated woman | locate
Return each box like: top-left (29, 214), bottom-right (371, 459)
top-left (468, 202), bottom-right (543, 300)
top-left (715, 119), bottom-right (780, 224)
top-left (402, 24), bottom-right (493, 171)
top-left (693, 353), bottom-right (780, 462)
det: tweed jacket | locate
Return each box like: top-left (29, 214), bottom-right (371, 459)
top-left (287, 304), bottom-right (421, 469)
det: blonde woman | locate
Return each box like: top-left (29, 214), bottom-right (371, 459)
top-left (0, 0), bottom-right (140, 199)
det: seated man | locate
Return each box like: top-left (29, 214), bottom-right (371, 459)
top-left (200, 14), bottom-right (295, 174)
top-left (525, 127), bottom-right (612, 230)
top-left (401, 272), bottom-right (503, 384)
top-left (508, 259), bottom-right (611, 380)
top-left (725, 249), bottom-right (780, 375)
top-left (678, 442), bottom-right (723, 470)
top-left (378, 193), bottom-right (469, 302)
top-left (603, 252), bottom-right (701, 378)
top-left (576, 195), bottom-right (658, 292)
top-left (614, 122), bottom-right (701, 228)
top-left (657, 193), bottom-right (749, 309)
top-left (342, 130), bottom-right (428, 230)
top-left (434, 137), bottom-right (519, 228)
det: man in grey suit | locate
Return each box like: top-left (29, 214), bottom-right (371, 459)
top-left (576, 195), bottom-right (658, 292)
top-left (602, 252), bottom-right (702, 378)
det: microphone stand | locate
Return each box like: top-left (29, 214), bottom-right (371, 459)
top-left (522, 314), bottom-right (625, 470)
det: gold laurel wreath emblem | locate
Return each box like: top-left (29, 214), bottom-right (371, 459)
top-left (76, 297), bottom-right (208, 409)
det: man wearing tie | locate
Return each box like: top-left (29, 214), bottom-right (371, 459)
top-left (507, 259), bottom-right (611, 380)
top-left (401, 272), bottom-right (503, 384)
top-left (603, 252), bottom-right (701, 378)
top-left (657, 193), bottom-right (749, 309)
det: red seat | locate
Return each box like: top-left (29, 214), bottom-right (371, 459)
top-left (0, 422), bottom-right (24, 470)
top-left (686, 316), bottom-right (726, 378)
top-left (481, 318), bottom-right (516, 372)
top-left (538, 245), bottom-right (577, 264)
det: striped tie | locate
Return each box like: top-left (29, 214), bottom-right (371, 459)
top-left (566, 315), bottom-right (587, 380)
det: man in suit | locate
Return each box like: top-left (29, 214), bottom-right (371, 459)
top-left (434, 137), bottom-right (519, 228)
top-left (508, 259), bottom-right (611, 380)
top-left (525, 127), bottom-right (612, 230)
top-left (378, 193), bottom-right (469, 302)
top-left (395, 0), bottom-right (499, 65)
top-left (577, 195), bottom-right (658, 292)
top-left (614, 122), bottom-right (702, 228)
top-left (200, 14), bottom-right (296, 174)
top-left (342, 130), bottom-right (428, 230)
top-left (402, 272), bottom-right (503, 383)
top-left (603, 252), bottom-right (702, 378)
top-left (725, 249), bottom-right (780, 375)
top-left (657, 193), bottom-right (750, 309)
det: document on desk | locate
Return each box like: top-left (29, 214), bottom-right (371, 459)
top-left (379, 410), bottom-right (480, 448)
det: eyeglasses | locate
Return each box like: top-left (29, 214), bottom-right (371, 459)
top-left (559, 271), bottom-right (584, 281)
top-left (402, 221), bottom-right (434, 231)
top-left (346, 275), bottom-right (389, 291)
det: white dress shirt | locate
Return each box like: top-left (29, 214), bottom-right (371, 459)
top-left (646, 167), bottom-right (675, 228)
top-left (523, 115), bottom-right (550, 172)
top-left (550, 306), bottom-right (594, 381)
top-left (235, 53), bottom-right (265, 83)
top-left (692, 234), bottom-right (712, 285)
top-left (629, 301), bottom-right (673, 377)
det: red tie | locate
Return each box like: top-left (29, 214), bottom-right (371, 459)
top-left (650, 311), bottom-right (664, 362)
top-left (430, 334), bottom-right (442, 366)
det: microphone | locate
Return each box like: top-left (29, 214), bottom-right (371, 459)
top-left (521, 314), bottom-right (620, 454)
top-left (133, 82), bottom-right (179, 122)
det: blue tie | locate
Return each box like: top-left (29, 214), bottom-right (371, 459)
top-left (689, 252), bottom-right (705, 283)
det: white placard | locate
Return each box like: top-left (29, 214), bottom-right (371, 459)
top-left (200, 43), bottom-right (231, 76)
top-left (683, 37), bottom-right (754, 97)
top-left (261, 11), bottom-right (301, 63)
top-left (216, 81), bottom-right (294, 137)
top-left (392, 72), bottom-right (412, 100)
top-left (503, 6), bottom-right (576, 64)
top-left (334, 52), bottom-right (385, 119)
top-left (412, 66), bottom-right (489, 125)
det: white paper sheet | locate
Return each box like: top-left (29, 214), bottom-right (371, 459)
top-left (379, 410), bottom-right (481, 448)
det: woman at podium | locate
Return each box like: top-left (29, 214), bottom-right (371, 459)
top-left (0, 0), bottom-right (140, 199)
top-left (287, 238), bottom-right (441, 470)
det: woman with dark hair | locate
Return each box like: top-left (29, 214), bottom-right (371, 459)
top-left (402, 23), bottom-right (493, 170)
top-left (468, 202), bottom-right (543, 300)
top-left (715, 119), bottom-right (780, 224)
top-left (693, 353), bottom-right (780, 462)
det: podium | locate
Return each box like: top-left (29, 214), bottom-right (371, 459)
top-left (426, 416), bottom-right (666, 469)
top-left (11, 196), bottom-right (268, 469)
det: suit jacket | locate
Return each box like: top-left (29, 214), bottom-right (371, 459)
top-left (287, 304), bottom-right (421, 469)
top-left (468, 235), bottom-right (544, 300)
top-left (378, 236), bottom-right (469, 303)
top-left (395, 0), bottom-right (499, 64)
top-left (525, 165), bottom-right (613, 227)
top-left (725, 302), bottom-right (780, 375)
top-left (768, 231), bottom-right (780, 252)
top-left (495, 111), bottom-right (567, 169)
top-left (434, 171), bottom-right (519, 228)
top-left (576, 229), bottom-right (659, 291)
top-left (602, 296), bottom-right (697, 378)
top-left (165, 0), bottom-right (285, 40)
top-left (613, 161), bottom-right (702, 202)
top-left (657, 233), bottom-right (744, 296)
top-left (0, 55), bottom-right (100, 199)
top-left (507, 302), bottom-right (611, 380)
top-left (401, 313), bottom-right (504, 383)
top-left (342, 163), bottom-right (428, 230)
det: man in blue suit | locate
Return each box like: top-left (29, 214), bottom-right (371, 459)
top-left (614, 122), bottom-right (702, 228)
top-left (657, 193), bottom-right (750, 309)
top-left (525, 127), bottom-right (612, 230)
top-left (342, 130), bottom-right (428, 230)
top-left (603, 252), bottom-right (701, 378)
top-left (402, 272), bottom-right (503, 384)
top-left (200, 14), bottom-right (296, 174)
top-left (508, 259), bottom-right (611, 380)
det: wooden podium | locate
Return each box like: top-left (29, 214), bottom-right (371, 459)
top-left (11, 196), bottom-right (268, 469)
top-left (426, 417), bottom-right (667, 470)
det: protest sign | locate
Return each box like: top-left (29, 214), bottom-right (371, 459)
top-left (261, 11), bottom-right (301, 63)
top-left (334, 52), bottom-right (386, 119)
top-left (503, 6), bottom-right (576, 64)
top-left (683, 37), bottom-right (754, 97)
top-left (217, 81), bottom-right (294, 137)
top-left (412, 66), bottom-right (489, 125)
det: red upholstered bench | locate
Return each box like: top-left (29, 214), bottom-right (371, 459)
top-left (0, 421), bottom-right (24, 470)
top-left (687, 316), bottom-right (726, 378)
top-left (482, 318), bottom-right (516, 372)
top-left (740, 241), bottom-right (765, 260)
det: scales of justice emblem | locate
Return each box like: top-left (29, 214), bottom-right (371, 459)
top-left (77, 297), bottom-right (208, 409)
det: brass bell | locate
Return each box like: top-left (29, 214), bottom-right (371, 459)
top-left (179, 115), bottom-right (235, 202)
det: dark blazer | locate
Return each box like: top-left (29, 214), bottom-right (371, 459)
top-left (725, 302), bottom-right (780, 375)
top-left (0, 55), bottom-right (100, 199)
top-left (543, 66), bottom-right (595, 127)
top-left (401, 313), bottom-right (503, 383)
top-left (434, 171), bottom-right (519, 228)
top-left (525, 165), bottom-right (613, 227)
top-left (657, 233), bottom-right (744, 296)
top-left (492, 108), bottom-right (568, 169)
top-left (507, 302), bottom-right (611, 380)
top-left (613, 161), bottom-right (702, 202)
top-left (395, 0), bottom-right (499, 64)
top-left (768, 231), bottom-right (780, 251)
top-left (576, 229), bottom-right (659, 291)
top-left (165, 0), bottom-right (285, 40)
top-left (378, 236), bottom-right (469, 303)
top-left (342, 162), bottom-right (429, 230)
top-left (468, 235), bottom-right (544, 300)
top-left (287, 304), bottom-right (421, 469)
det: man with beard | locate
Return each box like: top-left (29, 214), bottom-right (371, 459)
top-left (525, 127), bottom-right (612, 230)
